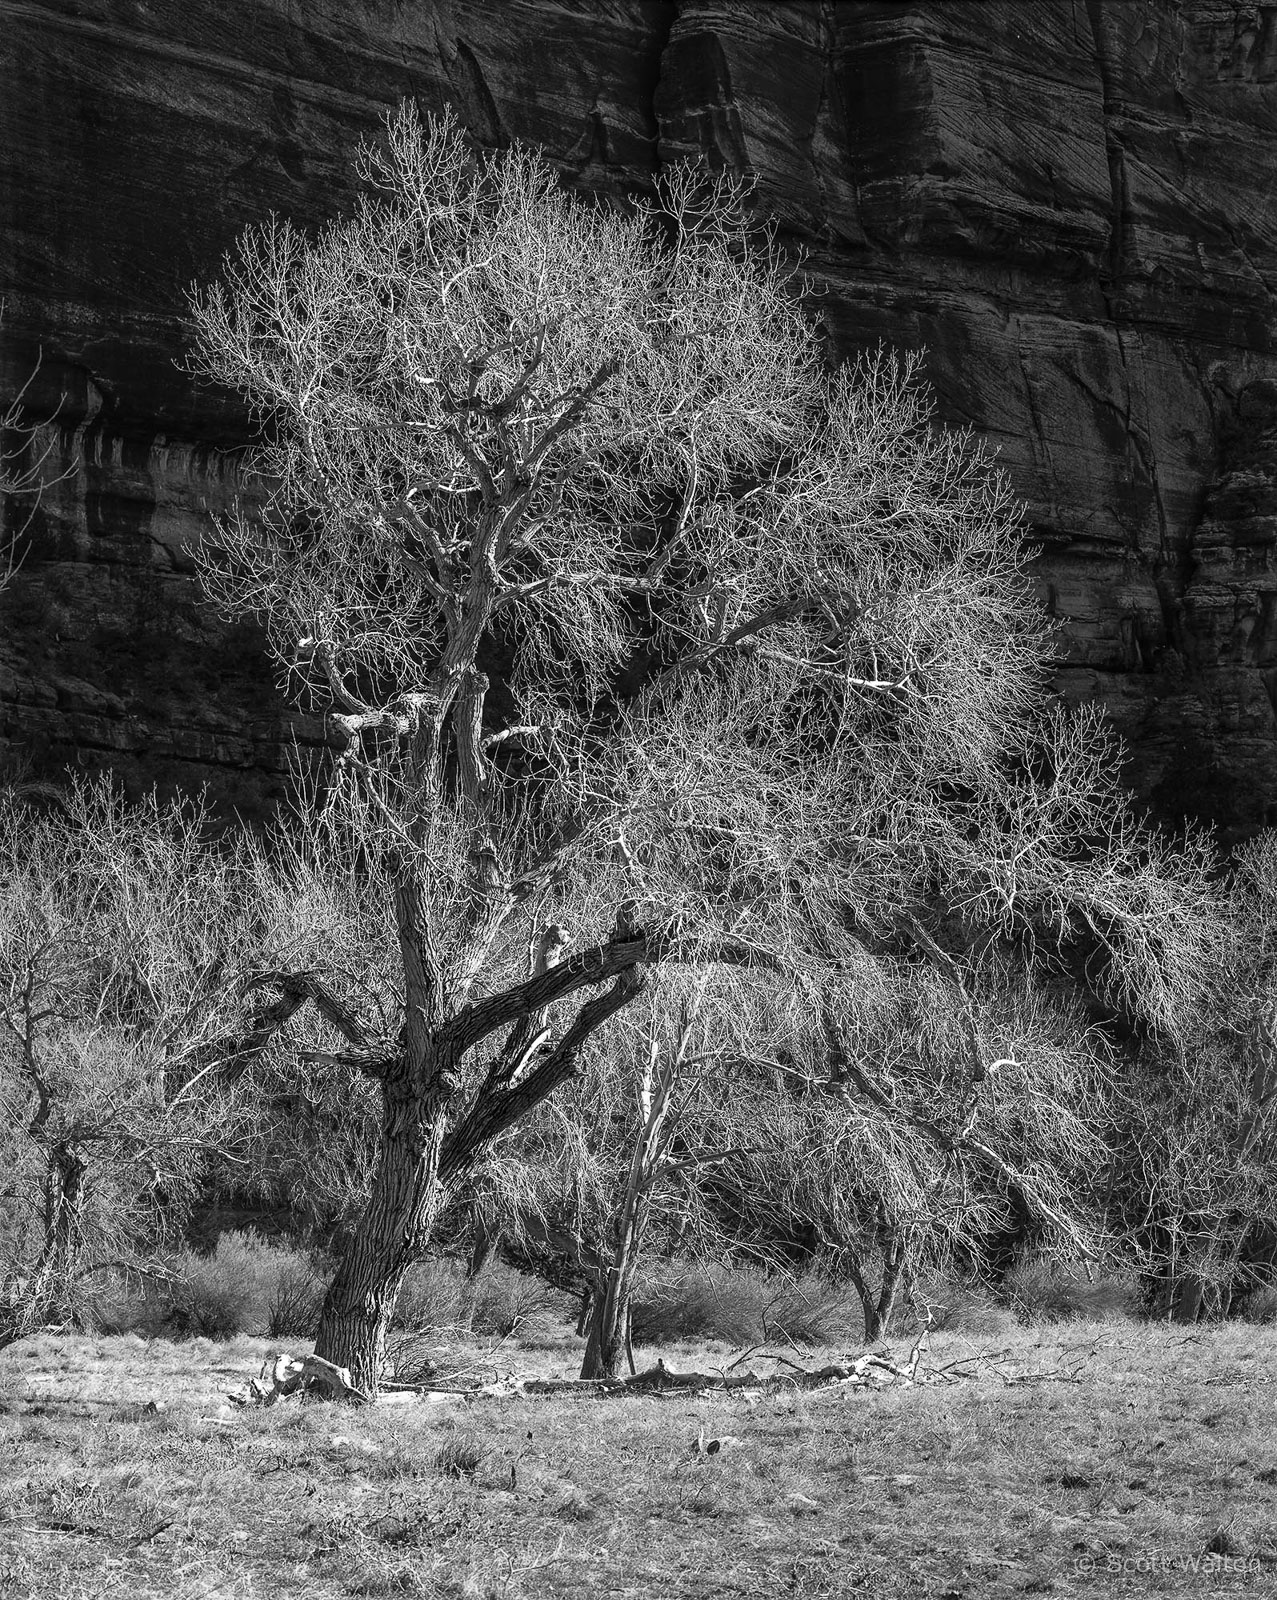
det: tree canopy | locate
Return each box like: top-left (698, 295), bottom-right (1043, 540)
top-left (187, 104), bottom-right (1222, 1393)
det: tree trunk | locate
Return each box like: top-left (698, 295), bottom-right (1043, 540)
top-left (576, 1034), bottom-right (683, 1381)
top-left (313, 1083), bottom-right (446, 1397)
top-left (1171, 1273), bottom-right (1205, 1324)
top-left (466, 1214), bottom-right (499, 1281)
top-left (580, 1269), bottom-right (633, 1380)
top-left (43, 1142), bottom-right (86, 1311)
top-left (845, 1227), bottom-right (909, 1344)
top-left (872, 1228), bottom-right (909, 1340)
top-left (845, 1256), bottom-right (880, 1343)
top-left (1, 1142), bottom-right (87, 1351)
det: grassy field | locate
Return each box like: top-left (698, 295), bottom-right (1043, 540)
top-left (0, 1320), bottom-right (1273, 1598)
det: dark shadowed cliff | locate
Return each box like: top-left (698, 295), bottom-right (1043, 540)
top-left (2, 0), bottom-right (1276, 825)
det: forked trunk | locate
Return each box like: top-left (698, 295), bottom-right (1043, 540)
top-left (871, 1229), bottom-right (909, 1341)
top-left (578, 1043), bottom-right (674, 1381)
top-left (313, 1090), bottom-right (446, 1397)
top-left (846, 1227), bottom-right (909, 1344)
top-left (580, 1269), bottom-right (634, 1380)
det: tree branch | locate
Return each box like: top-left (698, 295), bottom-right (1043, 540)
top-left (241, 971), bottom-right (372, 1050)
top-left (447, 925), bottom-right (772, 1056)
top-left (896, 914), bottom-right (985, 1082)
top-left (296, 1046), bottom-right (395, 1081)
top-left (654, 595), bottom-right (818, 688)
top-left (481, 922), bottom-right (572, 1094)
top-left (439, 969), bottom-right (647, 1184)
top-left (179, 969), bottom-right (377, 1086)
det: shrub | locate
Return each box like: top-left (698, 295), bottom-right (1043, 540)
top-left (1003, 1256), bottom-right (1139, 1323)
top-left (1240, 1284), bottom-right (1277, 1324)
top-left (165, 1230), bottom-right (329, 1339)
top-left (631, 1264), bottom-right (764, 1345)
top-left (86, 1273), bottom-right (173, 1338)
top-left (910, 1273), bottom-right (1018, 1338)
top-left (266, 1252), bottom-right (331, 1339)
top-left (466, 1259), bottom-right (555, 1337)
top-left (391, 1255), bottom-right (556, 1338)
top-left (392, 1257), bottom-right (467, 1335)
top-left (630, 1264), bottom-right (857, 1347)
top-left (761, 1275), bottom-right (861, 1346)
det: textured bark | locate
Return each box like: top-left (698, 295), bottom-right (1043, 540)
top-left (846, 1228), bottom-right (910, 1345)
top-left (580, 1270), bottom-right (634, 1382)
top-left (310, 902), bottom-right (648, 1393)
top-left (42, 1142), bottom-right (86, 1283)
top-left (312, 1079), bottom-right (446, 1397)
top-left (870, 1231), bottom-right (910, 1344)
top-left (440, 970), bottom-right (648, 1184)
top-left (0, 1141), bottom-right (87, 1352)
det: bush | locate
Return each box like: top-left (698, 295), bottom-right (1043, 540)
top-left (165, 1230), bottom-right (329, 1339)
top-left (761, 1275), bottom-right (861, 1345)
top-left (86, 1274), bottom-right (174, 1338)
top-left (910, 1273), bottom-right (1017, 1338)
top-left (392, 1257), bottom-right (467, 1335)
top-left (266, 1252), bottom-right (330, 1339)
top-left (631, 1264), bottom-right (763, 1345)
top-left (1240, 1284), bottom-right (1277, 1324)
top-left (1003, 1256), bottom-right (1139, 1324)
top-left (467, 1259), bottom-right (556, 1337)
top-left (391, 1255), bottom-right (555, 1338)
top-left (630, 1264), bottom-right (859, 1347)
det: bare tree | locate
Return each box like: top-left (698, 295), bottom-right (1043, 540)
top-left (0, 776), bottom-right (416, 1348)
top-left (1, 326), bottom-right (69, 597)
top-left (1118, 830), bottom-right (1277, 1319)
top-left (515, 1002), bottom-right (710, 1382)
top-left (466, 935), bottom-right (1135, 1358)
top-left (571, 990), bottom-right (745, 1380)
top-left (467, 972), bottom-right (794, 1380)
top-left (704, 948), bottom-right (1129, 1336)
top-left (0, 782), bottom-right (290, 1347)
top-left (188, 105), bottom-right (1220, 1395)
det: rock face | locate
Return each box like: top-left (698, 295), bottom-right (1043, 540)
top-left (3, 0), bottom-right (1276, 825)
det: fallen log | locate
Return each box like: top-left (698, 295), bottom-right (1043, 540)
top-left (227, 1329), bottom-right (958, 1410)
top-left (524, 1353), bottom-right (922, 1398)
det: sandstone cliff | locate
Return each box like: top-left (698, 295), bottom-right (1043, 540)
top-left (2, 0), bottom-right (1276, 825)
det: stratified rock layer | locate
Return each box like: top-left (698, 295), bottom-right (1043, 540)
top-left (2, 1), bottom-right (1276, 825)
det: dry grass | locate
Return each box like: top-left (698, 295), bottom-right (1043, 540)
top-left (1, 1321), bottom-right (1275, 1597)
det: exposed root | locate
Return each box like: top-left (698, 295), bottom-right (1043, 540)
top-left (230, 1351), bottom-right (370, 1407)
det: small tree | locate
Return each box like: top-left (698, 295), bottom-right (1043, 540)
top-left (1, 335), bottom-right (64, 592)
top-left (1118, 831), bottom-right (1277, 1319)
top-left (469, 973), bottom-right (789, 1380)
top-left (701, 949), bottom-right (1128, 1339)
top-left (0, 782), bottom-right (276, 1346)
top-left (0, 779), bottom-right (406, 1348)
top-left (189, 105), bottom-right (1219, 1394)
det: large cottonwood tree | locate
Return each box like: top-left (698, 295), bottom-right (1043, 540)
top-left (190, 105), bottom-right (1218, 1394)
